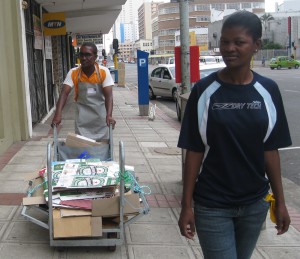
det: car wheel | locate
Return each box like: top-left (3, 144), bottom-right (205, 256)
top-left (277, 65), bottom-right (281, 69)
top-left (288, 67), bottom-right (291, 69)
top-left (295, 64), bottom-right (299, 69)
top-left (172, 89), bottom-right (177, 102)
top-left (149, 87), bottom-right (156, 100)
top-left (176, 99), bottom-right (181, 122)
top-left (270, 67), bottom-right (274, 70)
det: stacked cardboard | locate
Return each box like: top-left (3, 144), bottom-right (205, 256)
top-left (23, 159), bottom-right (141, 239)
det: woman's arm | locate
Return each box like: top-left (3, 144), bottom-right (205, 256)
top-left (178, 150), bottom-right (204, 239)
top-left (264, 150), bottom-right (290, 235)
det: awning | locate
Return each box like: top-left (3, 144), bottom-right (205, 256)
top-left (35, 0), bottom-right (126, 34)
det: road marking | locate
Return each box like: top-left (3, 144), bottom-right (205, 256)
top-left (280, 146), bottom-right (300, 150)
top-left (284, 90), bottom-right (300, 93)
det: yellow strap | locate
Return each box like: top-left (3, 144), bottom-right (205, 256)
top-left (265, 193), bottom-right (276, 223)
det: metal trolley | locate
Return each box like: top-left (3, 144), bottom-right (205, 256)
top-left (21, 125), bottom-right (150, 248)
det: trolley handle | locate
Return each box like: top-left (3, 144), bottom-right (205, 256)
top-left (52, 124), bottom-right (58, 161)
top-left (52, 123), bottom-right (113, 162)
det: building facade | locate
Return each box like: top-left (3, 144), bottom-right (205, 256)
top-left (138, 2), bottom-right (160, 40)
top-left (116, 0), bottom-right (145, 43)
top-left (151, 0), bottom-right (264, 55)
top-left (119, 42), bottom-right (134, 62)
top-left (0, 0), bottom-right (125, 156)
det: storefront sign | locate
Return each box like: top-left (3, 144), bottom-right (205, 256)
top-left (43, 12), bottom-right (66, 36)
top-left (76, 34), bottom-right (103, 45)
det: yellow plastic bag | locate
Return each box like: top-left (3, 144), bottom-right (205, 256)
top-left (265, 193), bottom-right (276, 223)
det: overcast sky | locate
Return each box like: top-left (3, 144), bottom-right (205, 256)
top-left (265, 0), bottom-right (284, 12)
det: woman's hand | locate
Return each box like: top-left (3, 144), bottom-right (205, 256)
top-left (178, 206), bottom-right (196, 239)
top-left (275, 203), bottom-right (290, 235)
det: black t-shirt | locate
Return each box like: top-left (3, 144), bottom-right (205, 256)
top-left (178, 71), bottom-right (292, 208)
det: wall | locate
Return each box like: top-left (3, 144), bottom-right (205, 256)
top-left (0, 0), bottom-right (29, 155)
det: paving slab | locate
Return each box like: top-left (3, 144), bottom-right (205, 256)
top-left (0, 180), bottom-right (28, 193)
top-left (2, 221), bottom-right (49, 243)
top-left (134, 172), bottom-right (156, 183)
top-left (257, 223), bottom-right (300, 246)
top-left (128, 245), bottom-right (197, 259)
top-left (65, 245), bottom-right (127, 258)
top-left (160, 182), bottom-right (183, 195)
top-left (8, 156), bottom-right (45, 166)
top-left (157, 173), bottom-right (183, 183)
top-left (255, 246), bottom-right (300, 259)
top-left (125, 223), bottom-right (185, 245)
top-left (135, 208), bottom-right (177, 224)
top-left (0, 243), bottom-right (56, 259)
top-left (0, 206), bottom-right (17, 220)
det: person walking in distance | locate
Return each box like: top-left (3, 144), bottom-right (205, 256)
top-left (262, 55), bottom-right (266, 67)
top-left (178, 11), bottom-right (291, 259)
top-left (52, 42), bottom-right (116, 141)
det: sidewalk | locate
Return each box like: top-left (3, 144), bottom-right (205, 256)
top-left (0, 83), bottom-right (299, 258)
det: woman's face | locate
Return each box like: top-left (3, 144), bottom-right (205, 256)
top-left (220, 26), bottom-right (260, 69)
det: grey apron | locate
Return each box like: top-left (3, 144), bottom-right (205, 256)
top-left (75, 66), bottom-right (108, 141)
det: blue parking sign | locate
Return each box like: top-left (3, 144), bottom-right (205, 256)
top-left (137, 50), bottom-right (149, 106)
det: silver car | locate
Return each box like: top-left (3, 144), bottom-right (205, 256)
top-left (175, 63), bottom-right (226, 121)
top-left (148, 63), bottom-right (225, 106)
top-left (149, 64), bottom-right (177, 101)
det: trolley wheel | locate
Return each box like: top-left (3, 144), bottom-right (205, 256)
top-left (107, 232), bottom-right (117, 252)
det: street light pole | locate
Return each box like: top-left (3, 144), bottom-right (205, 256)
top-left (179, 0), bottom-right (190, 94)
top-left (178, 0), bottom-right (190, 182)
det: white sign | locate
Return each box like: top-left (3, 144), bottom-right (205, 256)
top-left (45, 36), bottom-right (52, 59)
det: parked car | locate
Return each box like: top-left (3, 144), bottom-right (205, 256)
top-left (269, 56), bottom-right (300, 70)
top-left (175, 62), bottom-right (226, 121)
top-left (148, 62), bottom-right (226, 119)
top-left (199, 55), bottom-right (217, 64)
top-left (149, 64), bottom-right (177, 101)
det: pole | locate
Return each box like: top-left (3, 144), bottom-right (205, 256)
top-left (179, 0), bottom-right (190, 94)
top-left (179, 0), bottom-right (190, 182)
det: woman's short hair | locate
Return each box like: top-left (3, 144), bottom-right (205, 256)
top-left (222, 11), bottom-right (262, 41)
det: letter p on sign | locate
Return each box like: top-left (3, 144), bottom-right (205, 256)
top-left (139, 58), bottom-right (146, 67)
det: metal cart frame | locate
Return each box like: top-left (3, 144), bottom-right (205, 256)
top-left (21, 126), bottom-right (150, 247)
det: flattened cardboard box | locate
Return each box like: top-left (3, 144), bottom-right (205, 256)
top-left (53, 209), bottom-right (102, 238)
top-left (92, 193), bottom-right (140, 217)
top-left (65, 133), bottom-right (108, 147)
top-left (22, 174), bottom-right (46, 205)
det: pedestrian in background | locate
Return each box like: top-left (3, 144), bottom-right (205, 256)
top-left (52, 42), bottom-right (116, 141)
top-left (178, 11), bottom-right (291, 259)
top-left (262, 55), bottom-right (266, 66)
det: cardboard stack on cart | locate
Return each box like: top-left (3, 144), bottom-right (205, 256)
top-left (21, 130), bottom-right (149, 248)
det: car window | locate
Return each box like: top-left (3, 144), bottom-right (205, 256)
top-left (151, 68), bottom-right (162, 78)
top-left (162, 68), bottom-right (171, 79)
top-left (169, 67), bottom-right (175, 78)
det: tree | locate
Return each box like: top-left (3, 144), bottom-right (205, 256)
top-left (260, 13), bottom-right (274, 31)
top-left (262, 42), bottom-right (284, 50)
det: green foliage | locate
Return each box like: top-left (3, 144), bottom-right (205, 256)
top-left (260, 13), bottom-right (274, 31)
top-left (262, 42), bottom-right (284, 49)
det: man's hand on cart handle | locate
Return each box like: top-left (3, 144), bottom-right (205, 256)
top-left (107, 116), bottom-right (116, 129)
top-left (51, 114), bottom-right (62, 128)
